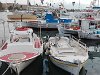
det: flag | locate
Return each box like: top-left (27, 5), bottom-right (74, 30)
top-left (41, 0), bottom-right (44, 4)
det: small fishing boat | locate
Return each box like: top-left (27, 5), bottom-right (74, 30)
top-left (46, 35), bottom-right (88, 75)
top-left (0, 25), bottom-right (43, 75)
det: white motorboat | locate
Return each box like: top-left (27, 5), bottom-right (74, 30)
top-left (78, 18), bottom-right (100, 39)
top-left (0, 26), bottom-right (43, 75)
top-left (46, 35), bottom-right (88, 75)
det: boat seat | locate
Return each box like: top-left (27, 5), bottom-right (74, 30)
top-left (57, 48), bottom-right (76, 53)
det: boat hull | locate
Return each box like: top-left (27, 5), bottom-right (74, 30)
top-left (50, 56), bottom-right (83, 75)
top-left (78, 31), bottom-right (100, 39)
top-left (9, 55), bottom-right (38, 75)
top-left (57, 24), bottom-right (78, 35)
top-left (31, 23), bottom-right (58, 31)
top-left (64, 29), bottom-right (78, 35)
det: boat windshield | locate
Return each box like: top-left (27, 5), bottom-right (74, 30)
top-left (17, 37), bottom-right (30, 42)
top-left (10, 35), bottom-right (31, 43)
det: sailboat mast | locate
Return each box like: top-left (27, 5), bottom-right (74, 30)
top-left (34, 0), bottom-right (35, 5)
top-left (79, 0), bottom-right (80, 9)
top-left (27, 0), bottom-right (30, 12)
top-left (98, 0), bottom-right (99, 6)
top-left (14, 0), bottom-right (16, 9)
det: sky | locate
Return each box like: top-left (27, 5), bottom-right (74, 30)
top-left (0, 0), bottom-right (99, 9)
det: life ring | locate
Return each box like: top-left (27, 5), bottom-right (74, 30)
top-left (16, 27), bottom-right (29, 31)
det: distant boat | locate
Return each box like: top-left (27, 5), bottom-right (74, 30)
top-left (78, 17), bottom-right (100, 39)
top-left (7, 13), bottom-right (39, 27)
top-left (28, 7), bottom-right (79, 30)
top-left (46, 35), bottom-right (88, 75)
top-left (57, 19), bottom-right (80, 35)
top-left (0, 23), bottom-right (43, 75)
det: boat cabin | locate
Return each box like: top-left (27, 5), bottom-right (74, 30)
top-left (80, 18), bottom-right (100, 30)
top-left (10, 27), bottom-right (33, 43)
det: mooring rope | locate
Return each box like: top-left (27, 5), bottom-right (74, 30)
top-left (1, 63), bottom-right (12, 75)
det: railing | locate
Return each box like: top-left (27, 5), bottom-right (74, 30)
top-left (70, 35), bottom-right (87, 52)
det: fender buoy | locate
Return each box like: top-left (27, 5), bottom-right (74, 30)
top-left (34, 39), bottom-right (41, 48)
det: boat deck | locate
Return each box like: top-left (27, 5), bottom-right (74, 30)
top-left (49, 37), bottom-right (88, 62)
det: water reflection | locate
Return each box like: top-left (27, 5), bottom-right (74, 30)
top-left (43, 56), bottom-right (49, 75)
top-left (79, 67), bottom-right (87, 75)
top-left (84, 45), bottom-right (100, 75)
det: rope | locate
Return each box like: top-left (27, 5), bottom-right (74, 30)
top-left (2, 63), bottom-right (12, 75)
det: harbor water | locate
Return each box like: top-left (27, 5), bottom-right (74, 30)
top-left (0, 12), bottom-right (100, 75)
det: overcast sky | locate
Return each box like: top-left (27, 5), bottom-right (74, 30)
top-left (0, 0), bottom-right (99, 9)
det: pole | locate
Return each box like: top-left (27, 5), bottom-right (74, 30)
top-left (34, 0), bottom-right (35, 5)
top-left (7, 22), bottom-right (10, 33)
top-left (2, 22), bottom-right (6, 42)
top-left (79, 0), bottom-right (80, 9)
top-left (40, 24), bottom-right (41, 39)
top-left (21, 14), bottom-right (23, 22)
top-left (13, 0), bottom-right (16, 11)
top-left (39, 23), bottom-right (41, 39)
top-left (27, 0), bottom-right (30, 13)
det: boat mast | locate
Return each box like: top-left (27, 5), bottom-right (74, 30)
top-left (27, 0), bottom-right (30, 13)
top-left (79, 0), bottom-right (80, 9)
top-left (13, 0), bottom-right (16, 11)
top-left (5, 0), bottom-right (8, 11)
top-left (98, 0), bottom-right (99, 6)
top-left (34, 0), bottom-right (35, 5)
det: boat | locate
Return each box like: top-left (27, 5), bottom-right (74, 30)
top-left (46, 35), bottom-right (88, 75)
top-left (57, 19), bottom-right (80, 35)
top-left (0, 24), bottom-right (43, 75)
top-left (78, 17), bottom-right (100, 39)
top-left (7, 13), bottom-right (39, 27)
